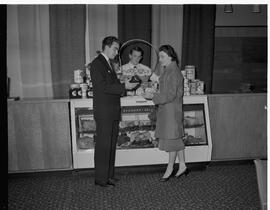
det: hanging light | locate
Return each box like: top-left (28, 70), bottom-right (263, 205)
top-left (224, 5), bottom-right (233, 13)
top-left (252, 5), bottom-right (261, 13)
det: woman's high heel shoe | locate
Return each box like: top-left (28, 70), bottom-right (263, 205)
top-left (159, 172), bottom-right (174, 182)
top-left (175, 168), bottom-right (189, 179)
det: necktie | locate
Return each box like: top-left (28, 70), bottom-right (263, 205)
top-left (108, 60), bottom-right (113, 70)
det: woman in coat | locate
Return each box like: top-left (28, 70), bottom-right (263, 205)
top-left (143, 45), bottom-right (188, 182)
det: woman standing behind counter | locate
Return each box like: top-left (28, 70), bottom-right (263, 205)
top-left (143, 45), bottom-right (188, 182)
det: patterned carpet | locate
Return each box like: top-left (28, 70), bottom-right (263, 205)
top-left (8, 161), bottom-right (261, 210)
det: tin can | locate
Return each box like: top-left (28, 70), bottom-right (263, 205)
top-left (74, 69), bottom-right (84, 84)
top-left (87, 89), bottom-right (93, 98)
top-left (80, 83), bottom-right (88, 99)
top-left (184, 91), bottom-right (190, 96)
top-left (69, 83), bottom-right (81, 98)
top-left (181, 70), bottom-right (186, 79)
top-left (196, 81), bottom-right (204, 94)
top-left (190, 81), bottom-right (197, 95)
top-left (185, 65), bottom-right (195, 80)
top-left (183, 79), bottom-right (189, 87)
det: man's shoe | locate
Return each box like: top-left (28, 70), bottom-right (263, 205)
top-left (107, 180), bottom-right (116, 186)
top-left (95, 181), bottom-right (109, 187)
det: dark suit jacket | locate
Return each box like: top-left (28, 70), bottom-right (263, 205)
top-left (90, 54), bottom-right (126, 120)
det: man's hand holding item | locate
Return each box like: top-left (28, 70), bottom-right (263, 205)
top-left (125, 80), bottom-right (139, 90)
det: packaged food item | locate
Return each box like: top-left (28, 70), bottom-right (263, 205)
top-left (87, 89), bottom-right (93, 98)
top-left (74, 69), bottom-right (84, 84)
top-left (196, 81), bottom-right (204, 94)
top-left (145, 87), bottom-right (156, 94)
top-left (181, 70), bottom-right (187, 78)
top-left (69, 84), bottom-right (81, 98)
top-left (80, 83), bottom-right (88, 99)
top-left (136, 87), bottom-right (144, 96)
top-left (185, 65), bottom-right (195, 80)
top-left (190, 81), bottom-right (197, 95)
top-left (77, 136), bottom-right (93, 149)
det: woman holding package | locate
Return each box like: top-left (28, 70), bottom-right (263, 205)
top-left (143, 45), bottom-right (188, 182)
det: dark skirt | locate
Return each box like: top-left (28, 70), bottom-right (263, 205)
top-left (158, 138), bottom-right (185, 152)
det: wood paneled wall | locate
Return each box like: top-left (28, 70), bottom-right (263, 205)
top-left (8, 100), bottom-right (72, 172)
top-left (208, 94), bottom-right (267, 160)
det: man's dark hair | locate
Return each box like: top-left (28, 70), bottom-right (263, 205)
top-left (102, 36), bottom-right (120, 50)
top-left (129, 46), bottom-right (144, 58)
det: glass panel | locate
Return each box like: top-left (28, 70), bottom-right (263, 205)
top-left (118, 106), bottom-right (157, 149)
top-left (74, 103), bottom-right (208, 150)
top-left (75, 108), bottom-right (96, 150)
top-left (213, 27), bottom-right (267, 93)
top-left (183, 104), bottom-right (208, 146)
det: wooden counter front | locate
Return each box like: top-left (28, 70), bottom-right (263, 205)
top-left (208, 93), bottom-right (267, 160)
top-left (8, 99), bottom-right (72, 172)
top-left (8, 93), bottom-right (267, 172)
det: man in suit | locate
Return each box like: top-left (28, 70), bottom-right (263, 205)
top-left (90, 36), bottom-right (138, 187)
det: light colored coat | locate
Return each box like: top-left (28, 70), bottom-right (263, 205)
top-left (152, 61), bottom-right (184, 140)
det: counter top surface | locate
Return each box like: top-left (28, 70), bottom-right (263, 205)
top-left (7, 97), bottom-right (70, 103)
top-left (7, 93), bottom-right (266, 103)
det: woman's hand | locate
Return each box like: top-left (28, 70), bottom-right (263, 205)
top-left (142, 92), bottom-right (154, 100)
top-left (150, 72), bottom-right (159, 83)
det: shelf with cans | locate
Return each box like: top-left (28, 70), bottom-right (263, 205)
top-left (69, 67), bottom-right (93, 99)
top-left (69, 64), bottom-right (204, 100)
top-left (69, 66), bottom-right (159, 99)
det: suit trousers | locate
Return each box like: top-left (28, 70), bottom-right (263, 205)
top-left (94, 119), bottom-right (119, 183)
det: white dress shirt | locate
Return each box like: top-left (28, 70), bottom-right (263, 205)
top-left (121, 62), bottom-right (152, 76)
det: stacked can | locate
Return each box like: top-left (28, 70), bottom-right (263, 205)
top-left (182, 65), bottom-right (204, 95)
top-left (185, 65), bottom-right (195, 80)
top-left (74, 69), bottom-right (84, 84)
top-left (190, 81), bottom-right (197, 95)
top-left (196, 80), bottom-right (204, 94)
top-left (70, 69), bottom-right (93, 99)
top-left (183, 79), bottom-right (190, 96)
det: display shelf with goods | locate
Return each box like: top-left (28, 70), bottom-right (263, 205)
top-left (70, 95), bottom-right (212, 169)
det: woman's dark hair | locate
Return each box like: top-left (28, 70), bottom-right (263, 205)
top-left (102, 36), bottom-right (120, 50)
top-left (159, 45), bottom-right (179, 65)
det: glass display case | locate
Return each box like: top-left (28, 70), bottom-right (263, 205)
top-left (118, 105), bottom-right (157, 149)
top-left (70, 95), bottom-right (212, 169)
top-left (183, 104), bottom-right (208, 146)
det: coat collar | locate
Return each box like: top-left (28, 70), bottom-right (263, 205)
top-left (160, 61), bottom-right (178, 77)
top-left (164, 61), bottom-right (178, 71)
top-left (98, 53), bottom-right (113, 71)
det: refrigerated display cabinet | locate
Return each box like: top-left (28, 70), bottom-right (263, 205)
top-left (70, 95), bottom-right (212, 169)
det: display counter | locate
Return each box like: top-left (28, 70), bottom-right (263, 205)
top-left (70, 95), bottom-right (212, 169)
top-left (8, 93), bottom-right (266, 172)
